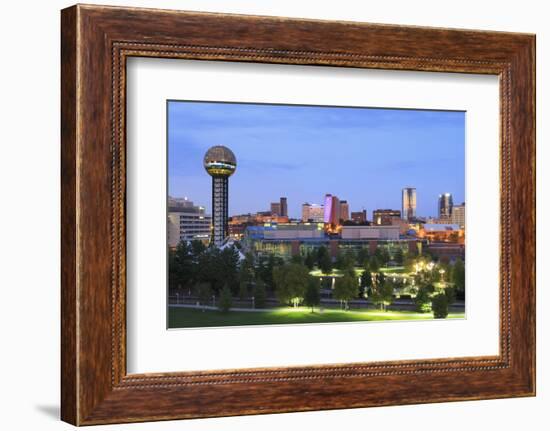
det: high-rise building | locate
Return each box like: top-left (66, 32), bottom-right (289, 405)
top-left (323, 194), bottom-right (341, 226)
top-left (340, 200), bottom-right (350, 221)
top-left (351, 210), bottom-right (367, 224)
top-left (167, 197), bottom-right (212, 247)
top-left (402, 187), bottom-right (417, 221)
top-left (373, 209), bottom-right (401, 226)
top-left (302, 203), bottom-right (325, 222)
top-left (204, 145), bottom-right (237, 246)
top-left (280, 197), bottom-right (288, 218)
top-left (270, 202), bottom-right (281, 216)
top-left (451, 203), bottom-right (465, 229)
top-left (438, 193), bottom-right (454, 220)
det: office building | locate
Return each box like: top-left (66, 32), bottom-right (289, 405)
top-left (270, 202), bottom-right (281, 216)
top-left (373, 209), bottom-right (401, 226)
top-left (324, 194), bottom-right (341, 226)
top-left (351, 210), bottom-right (367, 224)
top-left (438, 193), bottom-right (454, 220)
top-left (204, 145), bottom-right (237, 246)
top-left (340, 200), bottom-right (350, 221)
top-left (280, 197), bottom-right (288, 217)
top-left (451, 203), bottom-right (466, 229)
top-left (167, 197), bottom-right (212, 247)
top-left (402, 187), bottom-right (417, 221)
top-left (302, 203), bottom-right (325, 222)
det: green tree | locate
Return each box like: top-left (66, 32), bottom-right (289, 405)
top-left (369, 255), bottom-right (380, 273)
top-left (196, 282), bottom-right (212, 307)
top-left (303, 277), bottom-right (321, 312)
top-left (360, 269), bottom-right (372, 298)
top-left (238, 280), bottom-right (249, 300)
top-left (333, 268), bottom-right (359, 310)
top-left (253, 279), bottom-right (267, 309)
top-left (357, 247), bottom-right (370, 267)
top-left (394, 248), bottom-right (404, 265)
top-left (451, 258), bottom-right (465, 299)
top-left (432, 293), bottom-right (449, 318)
top-left (168, 241), bottom-right (193, 290)
top-left (413, 284), bottom-right (434, 313)
top-left (370, 281), bottom-right (394, 311)
top-left (375, 248), bottom-right (390, 266)
top-left (273, 263), bottom-right (310, 307)
top-left (445, 286), bottom-right (457, 305)
top-left (319, 250), bottom-right (333, 275)
top-left (218, 284), bottom-right (233, 313)
top-left (304, 251), bottom-right (316, 270)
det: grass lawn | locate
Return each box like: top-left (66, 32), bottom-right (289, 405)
top-left (168, 306), bottom-right (465, 328)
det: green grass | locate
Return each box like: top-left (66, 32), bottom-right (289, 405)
top-left (168, 306), bottom-right (465, 328)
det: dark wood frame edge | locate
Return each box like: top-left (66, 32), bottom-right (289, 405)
top-left (61, 4), bottom-right (536, 426)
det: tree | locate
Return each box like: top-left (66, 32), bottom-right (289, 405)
top-left (371, 280), bottom-right (394, 311)
top-left (253, 279), bottom-right (267, 309)
top-left (414, 284), bottom-right (434, 313)
top-left (432, 293), bottom-right (449, 318)
top-left (357, 247), bottom-right (370, 267)
top-left (238, 252), bottom-right (255, 300)
top-left (394, 248), bottom-right (404, 265)
top-left (218, 285), bottom-right (233, 313)
top-left (360, 269), bottom-right (373, 298)
top-left (303, 277), bottom-right (321, 312)
top-left (369, 255), bottom-right (380, 273)
top-left (451, 258), bottom-right (465, 299)
top-left (318, 247), bottom-right (332, 274)
top-left (168, 241), bottom-right (193, 290)
top-left (375, 248), bottom-right (390, 266)
top-left (304, 251), bottom-right (316, 270)
top-left (333, 268), bottom-right (359, 310)
top-left (196, 282), bottom-right (212, 307)
top-left (273, 263), bottom-right (310, 307)
top-left (238, 280), bottom-right (248, 301)
top-left (444, 286), bottom-right (456, 305)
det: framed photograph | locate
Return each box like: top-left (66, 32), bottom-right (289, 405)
top-left (61, 4), bottom-right (535, 425)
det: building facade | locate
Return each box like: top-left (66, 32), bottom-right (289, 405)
top-left (401, 187), bottom-right (417, 221)
top-left (280, 197), bottom-right (288, 217)
top-left (451, 203), bottom-right (466, 229)
top-left (323, 194), bottom-right (341, 226)
top-left (438, 192), bottom-right (454, 220)
top-left (340, 200), bottom-right (350, 221)
top-left (373, 209), bottom-right (401, 226)
top-left (167, 197), bottom-right (212, 247)
top-left (302, 203), bottom-right (325, 222)
top-left (350, 210), bottom-right (367, 224)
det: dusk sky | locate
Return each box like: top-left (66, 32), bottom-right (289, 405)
top-left (168, 101), bottom-right (465, 219)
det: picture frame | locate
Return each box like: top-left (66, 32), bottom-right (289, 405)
top-left (61, 4), bottom-right (535, 425)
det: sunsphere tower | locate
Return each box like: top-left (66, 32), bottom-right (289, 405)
top-left (203, 145), bottom-right (237, 246)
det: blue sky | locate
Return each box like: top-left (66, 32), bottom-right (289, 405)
top-left (168, 101), bottom-right (465, 219)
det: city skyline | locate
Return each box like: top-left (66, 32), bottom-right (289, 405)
top-left (168, 101), bottom-right (465, 218)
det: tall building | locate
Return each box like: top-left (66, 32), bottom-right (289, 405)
top-left (438, 193), bottom-right (454, 220)
top-left (167, 197), bottom-right (212, 247)
top-left (402, 187), bottom-right (417, 221)
top-left (302, 203), bottom-right (325, 222)
top-left (204, 145), bottom-right (237, 246)
top-left (451, 203), bottom-right (465, 229)
top-left (280, 197), bottom-right (288, 217)
top-left (351, 210), bottom-right (367, 224)
top-left (373, 209), bottom-right (401, 226)
top-left (340, 200), bottom-right (350, 221)
top-left (270, 202), bottom-right (281, 216)
top-left (323, 194), bottom-right (341, 226)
